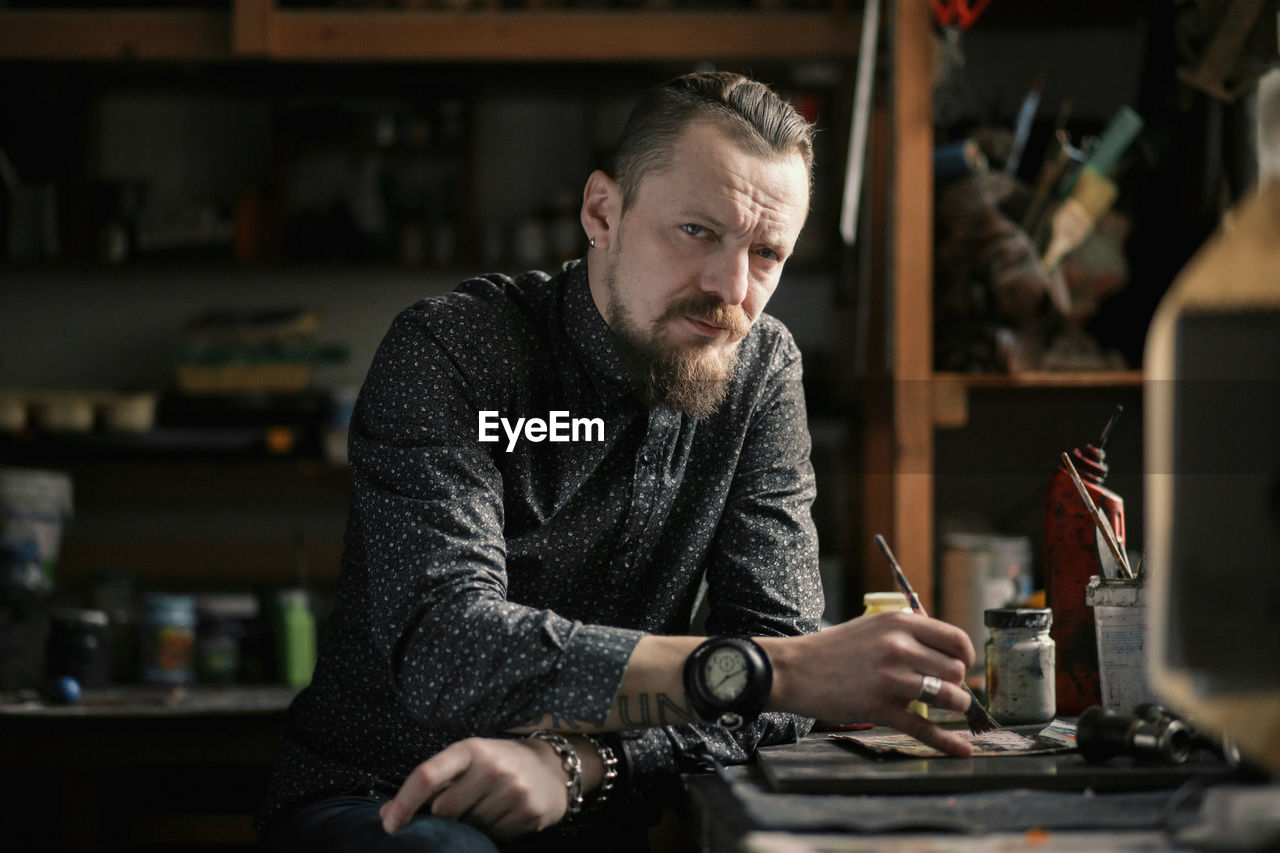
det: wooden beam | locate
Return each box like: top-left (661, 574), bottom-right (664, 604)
top-left (261, 11), bottom-right (860, 62)
top-left (890, 0), bottom-right (935, 609)
top-left (232, 0), bottom-right (272, 57)
top-left (0, 10), bottom-right (229, 61)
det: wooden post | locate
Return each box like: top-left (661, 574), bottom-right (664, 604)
top-left (889, 0), bottom-right (935, 610)
top-left (233, 0), bottom-right (273, 56)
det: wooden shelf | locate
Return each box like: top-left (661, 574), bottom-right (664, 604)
top-left (932, 371), bottom-right (1143, 428)
top-left (252, 10), bottom-right (859, 62)
top-left (0, 10), bottom-right (230, 61)
top-left (933, 370), bottom-right (1144, 389)
top-left (0, 6), bottom-right (859, 63)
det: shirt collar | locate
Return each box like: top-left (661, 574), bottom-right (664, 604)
top-left (562, 259), bottom-right (635, 403)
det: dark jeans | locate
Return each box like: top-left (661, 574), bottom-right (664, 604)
top-left (264, 795), bottom-right (501, 853)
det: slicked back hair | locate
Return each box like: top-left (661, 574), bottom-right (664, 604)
top-left (611, 71), bottom-right (816, 211)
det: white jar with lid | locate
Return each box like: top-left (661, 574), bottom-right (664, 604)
top-left (984, 607), bottom-right (1055, 724)
top-left (863, 592), bottom-right (928, 719)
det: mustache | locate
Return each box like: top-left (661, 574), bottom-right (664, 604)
top-left (658, 294), bottom-right (751, 342)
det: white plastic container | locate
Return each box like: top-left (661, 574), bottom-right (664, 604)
top-left (1086, 575), bottom-right (1155, 712)
top-left (0, 467), bottom-right (74, 576)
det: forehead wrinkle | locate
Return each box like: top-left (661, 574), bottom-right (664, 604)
top-left (641, 122), bottom-right (808, 246)
top-left (706, 176), bottom-right (798, 245)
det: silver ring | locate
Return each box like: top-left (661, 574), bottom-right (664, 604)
top-left (917, 674), bottom-right (943, 705)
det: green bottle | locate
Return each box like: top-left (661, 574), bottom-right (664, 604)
top-left (275, 589), bottom-right (316, 688)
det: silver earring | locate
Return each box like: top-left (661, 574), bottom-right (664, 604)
top-left (589, 237), bottom-right (596, 249)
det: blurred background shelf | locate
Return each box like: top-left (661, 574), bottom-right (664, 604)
top-left (0, 5), bottom-right (860, 63)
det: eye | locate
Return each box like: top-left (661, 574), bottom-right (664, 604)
top-left (681, 223), bottom-right (711, 239)
top-left (755, 246), bottom-right (783, 262)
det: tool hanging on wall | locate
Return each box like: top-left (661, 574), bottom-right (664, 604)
top-left (930, 0), bottom-right (993, 127)
top-left (839, 0), bottom-right (880, 248)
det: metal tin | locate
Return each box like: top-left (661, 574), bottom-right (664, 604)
top-left (46, 607), bottom-right (110, 688)
top-left (139, 593), bottom-right (196, 685)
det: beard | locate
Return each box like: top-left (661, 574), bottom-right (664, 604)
top-left (602, 262), bottom-right (750, 419)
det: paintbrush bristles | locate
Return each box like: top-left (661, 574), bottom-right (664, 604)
top-left (873, 533), bottom-right (1002, 734)
top-left (962, 684), bottom-right (1001, 734)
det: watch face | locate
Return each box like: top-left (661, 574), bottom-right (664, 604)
top-left (704, 646), bottom-right (749, 701)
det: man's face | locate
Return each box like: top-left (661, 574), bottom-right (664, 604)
top-left (593, 120), bottom-right (809, 416)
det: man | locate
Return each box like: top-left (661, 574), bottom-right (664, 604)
top-left (259, 71), bottom-right (974, 852)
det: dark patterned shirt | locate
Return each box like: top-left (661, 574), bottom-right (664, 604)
top-left (260, 258), bottom-right (822, 844)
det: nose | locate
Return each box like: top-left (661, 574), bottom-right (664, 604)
top-left (700, 249), bottom-right (750, 307)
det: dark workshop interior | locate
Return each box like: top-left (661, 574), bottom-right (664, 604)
top-left (1, 1), bottom-right (1277, 851)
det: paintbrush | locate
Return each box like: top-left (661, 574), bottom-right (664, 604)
top-left (1059, 452), bottom-right (1134, 579)
top-left (873, 534), bottom-right (1000, 734)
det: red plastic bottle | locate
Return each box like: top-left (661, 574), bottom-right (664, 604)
top-left (1044, 408), bottom-right (1126, 714)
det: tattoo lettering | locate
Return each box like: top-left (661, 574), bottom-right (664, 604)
top-left (616, 692), bottom-right (697, 727)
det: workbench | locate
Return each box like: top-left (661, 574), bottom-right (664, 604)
top-left (681, 727), bottom-right (1270, 852)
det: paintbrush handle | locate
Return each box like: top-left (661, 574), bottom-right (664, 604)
top-left (1061, 452), bottom-right (1132, 577)
top-left (1093, 507), bottom-right (1134, 579)
top-left (875, 534), bottom-right (926, 615)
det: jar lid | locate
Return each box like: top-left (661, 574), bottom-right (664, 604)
top-left (984, 607), bottom-right (1052, 629)
top-left (49, 607), bottom-right (109, 627)
top-left (196, 592), bottom-right (259, 621)
top-left (142, 592), bottom-right (197, 615)
top-left (863, 592), bottom-right (909, 606)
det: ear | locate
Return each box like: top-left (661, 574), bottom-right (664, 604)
top-left (580, 170), bottom-right (621, 250)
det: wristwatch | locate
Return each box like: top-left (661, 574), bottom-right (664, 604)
top-left (683, 636), bottom-right (773, 731)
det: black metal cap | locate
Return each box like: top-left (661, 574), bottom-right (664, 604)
top-left (984, 607), bottom-right (1052, 629)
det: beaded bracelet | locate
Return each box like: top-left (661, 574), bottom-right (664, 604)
top-left (528, 731), bottom-right (584, 816)
top-left (584, 734), bottom-right (619, 809)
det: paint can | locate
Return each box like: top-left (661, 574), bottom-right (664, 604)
top-left (0, 468), bottom-right (73, 590)
top-left (139, 592), bottom-right (196, 685)
top-left (985, 607), bottom-right (1055, 724)
top-left (1086, 575), bottom-right (1154, 711)
top-left (46, 607), bottom-right (110, 689)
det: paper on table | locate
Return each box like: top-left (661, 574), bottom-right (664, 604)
top-left (833, 721), bottom-right (1075, 758)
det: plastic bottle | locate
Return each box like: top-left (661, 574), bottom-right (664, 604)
top-left (275, 589), bottom-right (316, 689)
top-left (1044, 407), bottom-right (1125, 714)
top-left (863, 592), bottom-right (928, 719)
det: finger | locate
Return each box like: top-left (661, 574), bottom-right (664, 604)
top-left (431, 763), bottom-right (552, 840)
top-left (891, 667), bottom-right (970, 713)
top-left (428, 764), bottom-right (503, 823)
top-left (907, 616), bottom-right (977, 668)
top-left (381, 743), bottom-right (474, 833)
top-left (902, 643), bottom-right (969, 687)
top-left (462, 789), bottom-right (547, 841)
top-left (926, 679), bottom-right (979, 717)
top-left (886, 707), bottom-right (973, 758)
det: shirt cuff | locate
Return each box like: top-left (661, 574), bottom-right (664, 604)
top-left (538, 621), bottom-right (645, 726)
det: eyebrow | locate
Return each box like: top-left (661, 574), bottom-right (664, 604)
top-left (679, 208), bottom-right (727, 232)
